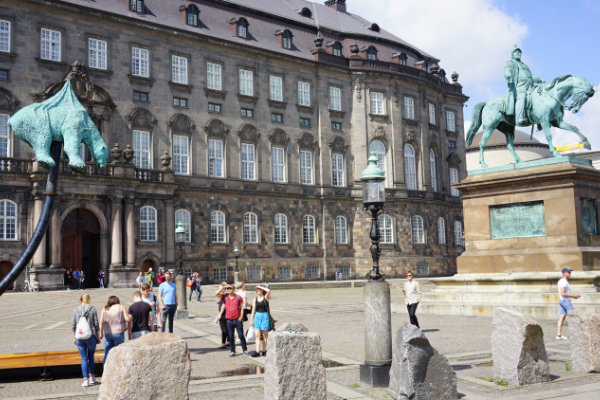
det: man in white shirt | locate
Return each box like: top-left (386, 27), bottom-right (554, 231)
top-left (403, 271), bottom-right (422, 328)
top-left (556, 267), bottom-right (580, 340)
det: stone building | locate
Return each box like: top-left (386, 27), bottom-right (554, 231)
top-left (0, 0), bottom-right (467, 289)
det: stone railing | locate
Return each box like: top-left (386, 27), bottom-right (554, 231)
top-left (0, 157), bottom-right (32, 173)
top-left (60, 159), bottom-right (111, 176)
top-left (135, 168), bottom-right (166, 182)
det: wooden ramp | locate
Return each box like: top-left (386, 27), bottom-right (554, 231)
top-left (0, 350), bottom-right (104, 370)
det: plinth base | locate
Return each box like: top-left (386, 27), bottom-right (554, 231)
top-left (30, 267), bottom-right (65, 291)
top-left (360, 364), bottom-right (390, 387)
top-left (175, 309), bottom-right (189, 319)
top-left (108, 267), bottom-right (138, 288)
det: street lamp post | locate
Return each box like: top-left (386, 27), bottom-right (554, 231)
top-left (174, 221), bottom-right (188, 319)
top-left (359, 153), bottom-right (392, 387)
top-left (233, 245), bottom-right (240, 285)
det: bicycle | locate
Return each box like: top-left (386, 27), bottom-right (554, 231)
top-left (22, 280), bottom-right (39, 292)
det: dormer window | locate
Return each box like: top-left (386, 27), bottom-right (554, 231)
top-left (299, 7), bottom-right (312, 18)
top-left (366, 46), bottom-right (377, 60)
top-left (399, 53), bottom-right (407, 65)
top-left (237, 18), bottom-right (249, 39)
top-left (129, 0), bottom-right (143, 13)
top-left (186, 5), bottom-right (199, 27)
top-left (369, 23), bottom-right (380, 32)
top-left (333, 41), bottom-right (343, 57)
top-left (282, 30), bottom-right (293, 50)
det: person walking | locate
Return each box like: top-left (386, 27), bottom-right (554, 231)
top-left (158, 271), bottom-right (177, 333)
top-left (146, 268), bottom-right (154, 290)
top-left (128, 291), bottom-right (153, 340)
top-left (97, 271), bottom-right (105, 288)
top-left (187, 273), bottom-right (197, 302)
top-left (136, 272), bottom-right (145, 291)
top-left (218, 283), bottom-right (248, 357)
top-left (215, 282), bottom-right (229, 349)
top-left (72, 294), bottom-right (100, 387)
top-left (195, 273), bottom-right (203, 301)
top-left (556, 267), bottom-right (580, 340)
top-left (141, 283), bottom-right (162, 332)
top-left (99, 296), bottom-right (130, 364)
top-left (249, 284), bottom-right (271, 357)
top-left (73, 269), bottom-right (81, 290)
top-left (403, 271), bottom-right (421, 328)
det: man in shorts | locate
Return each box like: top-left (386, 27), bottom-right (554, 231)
top-left (556, 267), bottom-right (580, 340)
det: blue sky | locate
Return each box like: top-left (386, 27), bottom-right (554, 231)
top-left (350, 0), bottom-right (600, 149)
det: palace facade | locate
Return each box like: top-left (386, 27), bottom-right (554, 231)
top-left (0, 0), bottom-right (468, 289)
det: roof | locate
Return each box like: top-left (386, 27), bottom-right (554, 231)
top-left (466, 130), bottom-right (550, 150)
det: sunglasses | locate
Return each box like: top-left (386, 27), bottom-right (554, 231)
top-left (226, 287), bottom-right (233, 290)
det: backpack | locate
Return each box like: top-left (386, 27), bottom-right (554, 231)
top-left (75, 309), bottom-right (92, 340)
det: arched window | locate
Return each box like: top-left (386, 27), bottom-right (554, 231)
top-left (430, 149), bottom-right (437, 192)
top-left (437, 217), bottom-right (446, 244)
top-left (300, 7), bottom-right (312, 18)
top-left (243, 212), bottom-right (258, 243)
top-left (210, 211), bottom-right (226, 243)
top-left (303, 215), bottom-right (316, 244)
top-left (274, 213), bottom-right (288, 244)
top-left (282, 30), bottom-right (293, 50)
top-left (333, 41), bottom-right (343, 57)
top-left (404, 144), bottom-right (417, 190)
top-left (412, 215), bottom-right (425, 244)
top-left (378, 214), bottom-right (393, 244)
top-left (366, 46), bottom-right (377, 60)
top-left (186, 5), bottom-right (199, 27)
top-left (140, 206), bottom-right (157, 242)
top-left (237, 18), bottom-right (248, 39)
top-left (335, 216), bottom-right (348, 244)
top-left (0, 200), bottom-right (17, 240)
top-left (454, 220), bottom-right (464, 246)
top-left (175, 209), bottom-right (191, 243)
top-left (369, 140), bottom-right (386, 172)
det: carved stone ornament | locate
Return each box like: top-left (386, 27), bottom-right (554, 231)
top-left (203, 119), bottom-right (229, 138)
top-left (355, 78), bottom-right (363, 102)
top-left (237, 124), bottom-right (260, 142)
top-left (268, 129), bottom-right (289, 146)
top-left (168, 113), bottom-right (194, 134)
top-left (405, 129), bottom-right (417, 143)
top-left (161, 151), bottom-right (172, 169)
top-left (451, 71), bottom-right (459, 84)
top-left (110, 143), bottom-right (122, 162)
top-left (297, 132), bottom-right (317, 150)
top-left (0, 88), bottom-right (19, 112)
top-left (328, 136), bottom-right (347, 153)
top-left (314, 34), bottom-right (323, 48)
top-left (350, 43), bottom-right (360, 54)
top-left (373, 126), bottom-right (387, 139)
top-left (392, 82), bottom-right (400, 104)
top-left (123, 144), bottom-right (134, 163)
top-left (126, 107), bottom-right (157, 130)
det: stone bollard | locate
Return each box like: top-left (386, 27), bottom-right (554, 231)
top-left (491, 307), bottom-right (549, 385)
top-left (264, 331), bottom-right (326, 400)
top-left (99, 332), bottom-right (191, 400)
top-left (175, 274), bottom-right (188, 319)
top-left (566, 310), bottom-right (600, 372)
top-left (276, 322), bottom-right (309, 332)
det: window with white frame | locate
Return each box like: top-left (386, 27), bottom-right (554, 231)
top-left (307, 265), bottom-right (320, 279)
top-left (298, 81), bottom-right (311, 106)
top-left (88, 38), bottom-right (107, 70)
top-left (175, 209), bottom-right (191, 242)
top-left (207, 62), bottom-right (222, 91)
top-left (272, 146), bottom-right (285, 183)
top-left (303, 215), bottom-right (316, 244)
top-left (404, 96), bottom-right (415, 119)
top-left (210, 211), bottom-right (226, 243)
top-left (335, 216), bottom-right (348, 244)
top-left (446, 110), bottom-right (456, 132)
top-left (430, 149), bottom-right (437, 192)
top-left (378, 214), bottom-right (393, 244)
top-left (332, 153), bottom-right (344, 187)
top-left (299, 150), bottom-right (313, 185)
top-left (278, 265), bottom-right (291, 279)
top-left (329, 86), bottom-right (342, 111)
top-left (172, 135), bottom-right (189, 175)
top-left (243, 212), bottom-right (258, 243)
top-left (131, 47), bottom-right (149, 77)
top-left (237, 18), bottom-right (248, 39)
top-left (241, 143), bottom-right (256, 180)
top-left (274, 213), bottom-right (288, 244)
top-left (370, 91), bottom-right (385, 115)
top-left (332, 41), bottom-right (342, 57)
top-left (41, 28), bottom-right (61, 62)
top-left (369, 140), bottom-right (386, 172)
top-left (437, 217), bottom-right (446, 244)
top-left (454, 220), bottom-right (464, 246)
top-left (338, 264), bottom-right (351, 278)
top-left (412, 215), bottom-right (425, 244)
top-left (171, 55), bottom-right (188, 85)
top-left (428, 103), bottom-right (436, 125)
top-left (214, 267), bottom-right (228, 281)
top-left (0, 114), bottom-right (10, 157)
top-left (140, 206), bottom-right (157, 241)
top-left (239, 69), bottom-right (253, 96)
top-left (404, 144), bottom-right (417, 190)
top-left (208, 139), bottom-right (224, 177)
top-left (450, 167), bottom-right (460, 196)
top-left (0, 20), bottom-right (10, 53)
top-left (281, 30), bottom-right (293, 49)
top-left (186, 5), bottom-right (199, 27)
top-left (269, 75), bottom-right (283, 101)
top-left (366, 46), bottom-right (377, 60)
top-left (247, 266), bottom-right (261, 281)
top-left (130, 0), bottom-right (144, 12)
top-left (417, 262), bottom-right (429, 276)
top-left (0, 200), bottom-right (17, 240)
top-left (133, 130), bottom-right (150, 169)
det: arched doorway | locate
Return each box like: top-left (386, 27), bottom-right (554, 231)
top-left (142, 259), bottom-right (155, 273)
top-left (62, 209), bottom-right (101, 288)
top-left (0, 261), bottom-right (13, 283)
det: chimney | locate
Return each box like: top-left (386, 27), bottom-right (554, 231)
top-left (325, 0), bottom-right (347, 13)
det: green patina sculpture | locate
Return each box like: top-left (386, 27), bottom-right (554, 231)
top-left (8, 80), bottom-right (108, 169)
top-left (466, 47), bottom-right (595, 168)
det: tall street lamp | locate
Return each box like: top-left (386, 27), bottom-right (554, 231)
top-left (359, 152), bottom-right (392, 387)
top-left (174, 221), bottom-right (188, 319)
top-left (176, 221), bottom-right (186, 274)
top-left (233, 245), bottom-right (240, 285)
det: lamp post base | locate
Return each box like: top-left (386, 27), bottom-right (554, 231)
top-left (175, 308), bottom-right (189, 319)
top-left (359, 364), bottom-right (390, 387)
top-left (233, 271), bottom-right (240, 286)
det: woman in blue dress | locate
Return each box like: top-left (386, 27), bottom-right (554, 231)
top-left (249, 284), bottom-right (271, 356)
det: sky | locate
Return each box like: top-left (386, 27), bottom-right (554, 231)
top-left (350, 0), bottom-right (600, 150)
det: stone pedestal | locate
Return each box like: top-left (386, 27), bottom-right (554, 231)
top-left (175, 274), bottom-right (188, 319)
top-left (30, 266), bottom-right (65, 290)
top-left (108, 267), bottom-right (138, 288)
top-left (566, 310), bottom-right (600, 372)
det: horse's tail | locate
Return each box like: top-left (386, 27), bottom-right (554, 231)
top-left (466, 102), bottom-right (486, 146)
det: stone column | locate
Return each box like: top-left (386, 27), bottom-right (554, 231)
top-left (125, 198), bottom-right (136, 268)
top-left (49, 202), bottom-right (61, 269)
top-left (110, 197), bottom-right (123, 268)
top-left (31, 195), bottom-right (46, 268)
top-left (165, 199), bottom-right (175, 267)
top-left (175, 274), bottom-right (188, 319)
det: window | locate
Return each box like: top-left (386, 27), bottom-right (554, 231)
top-left (335, 216), bottom-right (348, 244)
top-left (171, 55), bottom-right (188, 85)
top-left (454, 221), bottom-right (464, 246)
top-left (247, 266), bottom-right (261, 281)
top-left (140, 206), bottom-right (157, 242)
top-left (329, 86), bottom-right (342, 111)
top-left (88, 38), bottom-right (107, 70)
top-left (186, 5), bottom-right (200, 27)
top-left (448, 140), bottom-right (456, 149)
top-left (243, 212), bottom-right (258, 243)
top-left (172, 135), bottom-right (189, 175)
top-left (208, 103), bottom-right (221, 113)
top-left (133, 91), bottom-right (149, 102)
top-left (237, 18), bottom-right (249, 39)
top-left (0, 69), bottom-right (7, 80)
top-left (370, 91), bottom-right (385, 115)
top-left (133, 130), bottom-right (150, 169)
top-left (450, 167), bottom-right (460, 196)
top-left (0, 200), bottom-right (17, 240)
top-left (338, 265), bottom-right (351, 278)
top-left (214, 267), bottom-right (228, 281)
top-left (417, 263), bottom-right (429, 276)
top-left (412, 215), bottom-right (425, 244)
top-left (272, 147), bottom-right (285, 183)
top-left (378, 214), bottom-right (393, 244)
top-left (366, 46), bottom-right (377, 60)
top-left (210, 211), bottom-right (226, 243)
top-left (241, 143), bottom-right (256, 180)
top-left (239, 69), bottom-right (253, 96)
top-left (208, 139), bottom-right (224, 177)
top-left (428, 103), bottom-right (436, 125)
top-left (41, 28), bottom-right (61, 62)
top-left (0, 20), bottom-right (10, 53)
top-left (331, 121), bottom-right (342, 131)
top-left (404, 144), bottom-right (417, 190)
top-left (240, 108), bottom-right (253, 118)
top-left (369, 140), bottom-right (386, 172)
top-left (307, 265), bottom-right (320, 279)
top-left (430, 149), bottom-right (437, 192)
top-left (207, 62), bottom-right (222, 91)
top-left (173, 97), bottom-right (188, 108)
top-left (130, 0), bottom-right (144, 12)
top-left (131, 47), bottom-right (149, 77)
top-left (269, 75), bottom-right (283, 101)
top-left (278, 266), bottom-right (291, 279)
top-left (332, 41), bottom-right (343, 57)
top-left (446, 111), bottom-right (456, 132)
top-left (274, 213), bottom-right (288, 244)
top-left (303, 215), bottom-right (316, 244)
top-left (300, 150), bottom-right (313, 185)
top-left (0, 114), bottom-right (10, 157)
top-left (271, 113), bottom-right (283, 123)
top-left (175, 209), bottom-right (191, 242)
top-left (398, 53), bottom-right (407, 66)
top-left (299, 117), bottom-right (311, 127)
top-left (437, 217), bottom-right (446, 244)
top-left (332, 153), bottom-right (344, 187)
top-left (404, 96), bottom-right (415, 119)
top-left (282, 30), bottom-right (293, 50)
top-left (298, 81), bottom-right (311, 106)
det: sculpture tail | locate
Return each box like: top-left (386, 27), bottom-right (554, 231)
top-left (466, 102), bottom-right (486, 146)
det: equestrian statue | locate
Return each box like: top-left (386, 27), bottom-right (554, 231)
top-left (466, 46), bottom-right (596, 168)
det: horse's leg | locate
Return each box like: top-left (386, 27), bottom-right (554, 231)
top-left (556, 118), bottom-right (592, 150)
top-left (540, 122), bottom-right (560, 157)
top-left (478, 127), bottom-right (494, 168)
top-left (505, 132), bottom-right (523, 163)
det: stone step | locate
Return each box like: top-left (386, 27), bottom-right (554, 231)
top-left (424, 291), bottom-right (600, 304)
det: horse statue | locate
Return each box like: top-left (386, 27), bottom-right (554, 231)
top-left (466, 74), bottom-right (595, 168)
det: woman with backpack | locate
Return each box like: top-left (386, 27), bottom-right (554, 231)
top-left (99, 295), bottom-right (131, 364)
top-left (71, 294), bottom-right (100, 387)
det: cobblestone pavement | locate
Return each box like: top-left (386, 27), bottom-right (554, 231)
top-left (0, 280), bottom-right (598, 399)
